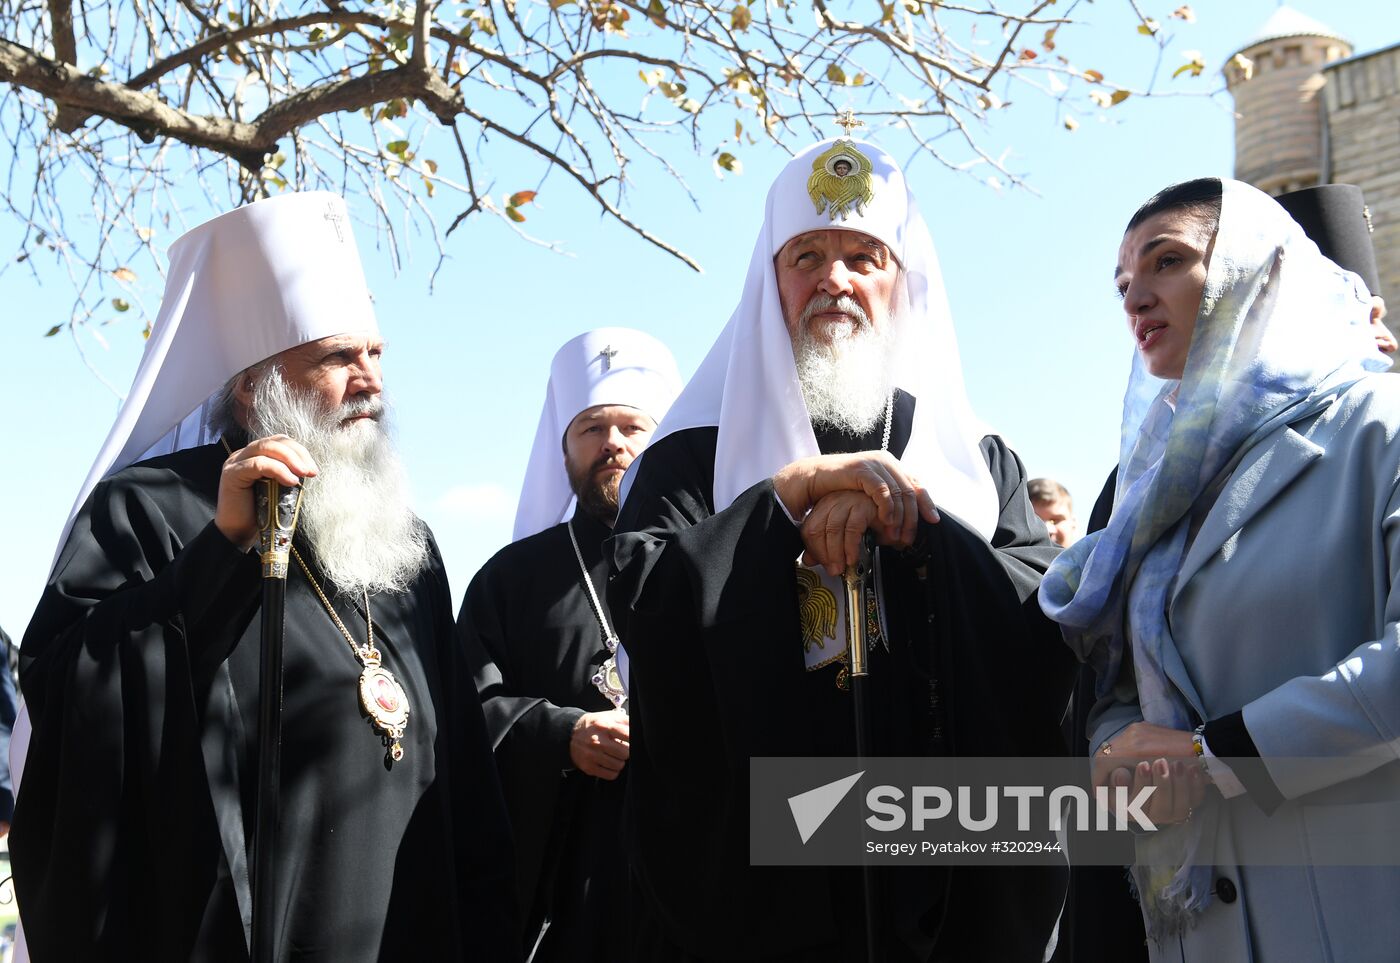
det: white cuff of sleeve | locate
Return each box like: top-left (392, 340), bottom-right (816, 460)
top-left (773, 488), bottom-right (805, 527)
top-left (1201, 737), bottom-right (1247, 799)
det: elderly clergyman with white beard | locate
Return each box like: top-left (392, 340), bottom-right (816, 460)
top-left (609, 134), bottom-right (1075, 960)
top-left (13, 193), bottom-right (517, 961)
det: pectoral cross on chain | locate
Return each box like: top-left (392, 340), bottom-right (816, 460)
top-left (598, 344), bottom-right (619, 370)
top-left (834, 109), bottom-right (864, 139)
top-left (324, 202), bottom-right (346, 242)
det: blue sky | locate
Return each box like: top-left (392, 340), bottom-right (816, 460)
top-left (2, 1), bottom-right (1394, 632)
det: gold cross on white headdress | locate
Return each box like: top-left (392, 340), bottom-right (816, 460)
top-left (834, 109), bottom-right (864, 139)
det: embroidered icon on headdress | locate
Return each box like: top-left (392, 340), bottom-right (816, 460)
top-left (807, 141), bottom-right (875, 222)
top-left (805, 110), bottom-right (874, 221)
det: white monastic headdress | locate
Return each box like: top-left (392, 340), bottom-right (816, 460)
top-left (52, 191), bottom-right (379, 563)
top-left (513, 327), bottom-right (683, 541)
top-left (628, 138), bottom-right (999, 538)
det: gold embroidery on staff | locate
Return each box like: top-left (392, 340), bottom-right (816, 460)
top-left (795, 565), bottom-right (838, 653)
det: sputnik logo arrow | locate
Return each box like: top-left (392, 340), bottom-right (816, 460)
top-left (787, 771), bottom-right (864, 844)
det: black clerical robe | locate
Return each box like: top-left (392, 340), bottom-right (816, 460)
top-left (609, 392), bottom-right (1076, 962)
top-left (15, 441), bottom-right (518, 962)
top-left (459, 509), bottom-right (624, 962)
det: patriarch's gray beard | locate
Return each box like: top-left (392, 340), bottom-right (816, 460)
top-left (792, 294), bottom-right (899, 436)
top-left (247, 369), bottom-right (429, 597)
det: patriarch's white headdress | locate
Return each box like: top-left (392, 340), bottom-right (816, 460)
top-left (628, 137), bottom-right (999, 538)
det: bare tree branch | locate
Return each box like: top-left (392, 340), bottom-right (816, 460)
top-left (0, 39), bottom-right (265, 165)
top-left (46, 0), bottom-right (86, 131)
top-left (0, 0), bottom-right (1216, 342)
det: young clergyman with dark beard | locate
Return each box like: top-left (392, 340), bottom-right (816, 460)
top-left (458, 328), bottom-right (681, 962)
top-left (13, 193), bottom-right (517, 962)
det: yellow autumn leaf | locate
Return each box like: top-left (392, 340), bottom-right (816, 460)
top-left (1109, 89), bottom-right (1131, 106)
top-left (731, 4), bottom-right (752, 31)
top-left (825, 63), bottom-right (846, 84)
top-left (714, 152), bottom-right (743, 177)
top-left (112, 267), bottom-right (137, 283)
top-left (1173, 50), bottom-right (1205, 79)
top-left (1083, 69), bottom-right (1104, 84)
top-left (506, 207), bottom-right (526, 223)
top-left (1137, 19), bottom-right (1158, 36)
top-left (725, 67), bottom-right (756, 95)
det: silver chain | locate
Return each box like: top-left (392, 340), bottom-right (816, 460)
top-left (880, 390), bottom-right (894, 452)
top-left (567, 518), bottom-right (619, 653)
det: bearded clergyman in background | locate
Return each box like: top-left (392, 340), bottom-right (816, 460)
top-left (609, 134), bottom-right (1075, 960)
top-left (459, 328), bottom-right (681, 961)
top-left (13, 193), bottom-right (517, 961)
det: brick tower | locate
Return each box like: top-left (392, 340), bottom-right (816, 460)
top-left (1225, 8), bottom-right (1400, 352)
top-left (1225, 6), bottom-right (1352, 196)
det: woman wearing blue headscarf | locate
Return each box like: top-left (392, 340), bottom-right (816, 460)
top-left (1042, 177), bottom-right (1399, 962)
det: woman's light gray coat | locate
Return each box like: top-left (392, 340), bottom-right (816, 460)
top-left (1091, 373), bottom-right (1400, 963)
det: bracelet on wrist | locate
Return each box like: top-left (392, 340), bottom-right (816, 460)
top-left (1191, 724), bottom-right (1212, 778)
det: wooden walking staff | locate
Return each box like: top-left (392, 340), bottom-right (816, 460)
top-left (843, 533), bottom-right (879, 963)
top-left (251, 478), bottom-right (304, 963)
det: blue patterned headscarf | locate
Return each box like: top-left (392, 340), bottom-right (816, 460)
top-left (1040, 178), bottom-right (1384, 936)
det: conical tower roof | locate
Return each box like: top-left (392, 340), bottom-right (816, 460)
top-left (1232, 5), bottom-right (1349, 58)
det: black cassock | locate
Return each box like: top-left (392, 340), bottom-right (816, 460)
top-left (459, 508), bottom-right (624, 962)
top-left (609, 391), bottom-right (1076, 962)
top-left (15, 441), bottom-right (518, 962)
